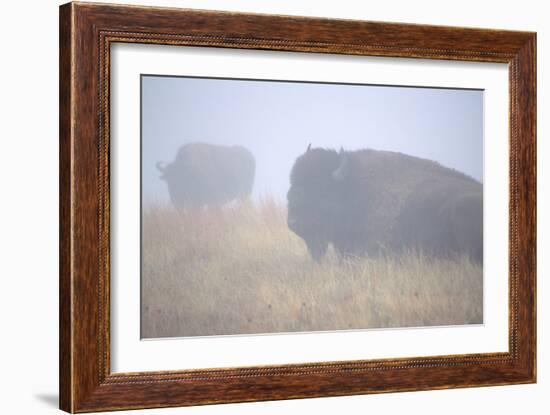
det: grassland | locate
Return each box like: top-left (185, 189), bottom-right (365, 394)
top-left (141, 199), bottom-right (483, 338)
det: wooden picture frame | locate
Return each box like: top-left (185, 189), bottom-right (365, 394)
top-left (59, 2), bottom-right (536, 412)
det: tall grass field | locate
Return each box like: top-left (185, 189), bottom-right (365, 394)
top-left (141, 199), bottom-right (482, 338)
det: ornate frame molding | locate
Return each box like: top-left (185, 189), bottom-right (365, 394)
top-left (60, 2), bottom-right (536, 412)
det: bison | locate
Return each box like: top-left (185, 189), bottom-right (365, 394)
top-left (287, 145), bottom-right (483, 263)
top-left (157, 142), bottom-right (255, 210)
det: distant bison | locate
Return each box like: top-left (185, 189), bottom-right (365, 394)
top-left (287, 146), bottom-right (483, 263)
top-left (157, 142), bottom-right (255, 209)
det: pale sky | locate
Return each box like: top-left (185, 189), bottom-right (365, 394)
top-left (141, 75), bottom-right (483, 203)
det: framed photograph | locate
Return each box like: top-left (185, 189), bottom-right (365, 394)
top-left (59, 2), bottom-right (536, 412)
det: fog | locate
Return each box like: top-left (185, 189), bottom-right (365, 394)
top-left (142, 75), bottom-right (482, 203)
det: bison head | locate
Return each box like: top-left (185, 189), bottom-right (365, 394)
top-left (287, 145), bottom-right (352, 261)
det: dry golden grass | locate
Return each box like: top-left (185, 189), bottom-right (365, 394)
top-left (141, 199), bottom-right (483, 338)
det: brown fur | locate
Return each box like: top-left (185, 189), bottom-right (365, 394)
top-left (287, 147), bottom-right (483, 262)
top-left (158, 142), bottom-right (255, 209)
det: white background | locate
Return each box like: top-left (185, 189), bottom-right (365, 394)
top-left (0, 0), bottom-right (546, 414)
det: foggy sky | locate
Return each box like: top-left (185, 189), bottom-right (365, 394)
top-left (141, 75), bottom-right (483, 204)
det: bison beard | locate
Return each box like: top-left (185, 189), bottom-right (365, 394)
top-left (287, 146), bottom-right (483, 263)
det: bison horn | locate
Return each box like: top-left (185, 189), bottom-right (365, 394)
top-left (306, 143), bottom-right (312, 153)
top-left (332, 148), bottom-right (349, 181)
top-left (156, 161), bottom-right (166, 173)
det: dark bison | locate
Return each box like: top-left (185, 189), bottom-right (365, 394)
top-left (157, 142), bottom-right (255, 209)
top-left (287, 145), bottom-right (483, 263)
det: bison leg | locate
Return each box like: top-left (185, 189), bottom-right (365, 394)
top-left (305, 239), bottom-right (329, 262)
